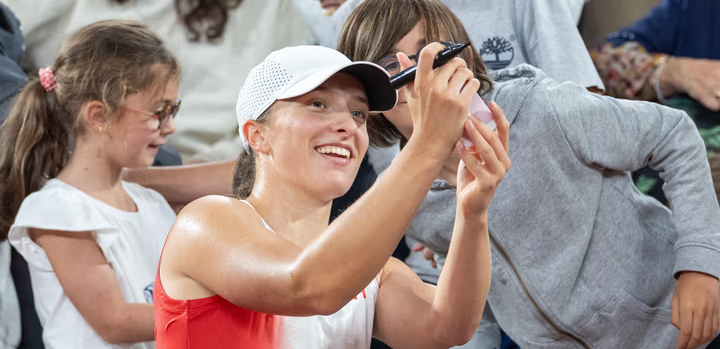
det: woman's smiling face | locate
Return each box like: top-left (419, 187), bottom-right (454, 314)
top-left (254, 72), bottom-right (370, 201)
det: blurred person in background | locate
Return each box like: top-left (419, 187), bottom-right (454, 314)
top-left (591, 0), bottom-right (720, 206)
top-left (4, 0), bottom-right (308, 165)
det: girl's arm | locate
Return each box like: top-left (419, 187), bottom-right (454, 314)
top-left (372, 102), bottom-right (510, 348)
top-left (30, 229), bottom-right (153, 344)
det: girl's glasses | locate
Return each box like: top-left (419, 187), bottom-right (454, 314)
top-left (124, 99), bottom-right (182, 129)
top-left (376, 41), bottom-right (454, 75)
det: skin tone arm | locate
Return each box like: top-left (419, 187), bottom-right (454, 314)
top-left (167, 43), bottom-right (482, 316)
top-left (374, 95), bottom-right (511, 348)
top-left (30, 229), bottom-right (154, 344)
top-left (122, 160), bottom-right (234, 206)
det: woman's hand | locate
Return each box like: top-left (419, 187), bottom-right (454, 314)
top-left (455, 101), bottom-right (511, 217)
top-left (397, 43), bottom-right (480, 156)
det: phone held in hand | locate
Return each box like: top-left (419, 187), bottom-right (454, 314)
top-left (461, 94), bottom-right (496, 147)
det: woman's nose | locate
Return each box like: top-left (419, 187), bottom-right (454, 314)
top-left (332, 111), bottom-right (359, 135)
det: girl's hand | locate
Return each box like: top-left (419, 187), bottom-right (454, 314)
top-left (397, 43), bottom-right (480, 156)
top-left (455, 101), bottom-right (511, 216)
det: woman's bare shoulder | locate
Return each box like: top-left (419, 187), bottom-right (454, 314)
top-left (171, 195), bottom-right (263, 242)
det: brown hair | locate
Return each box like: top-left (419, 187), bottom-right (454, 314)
top-left (232, 107), bottom-right (272, 199)
top-left (0, 20), bottom-right (179, 240)
top-left (337, 0), bottom-right (492, 147)
top-left (112, 0), bottom-right (243, 41)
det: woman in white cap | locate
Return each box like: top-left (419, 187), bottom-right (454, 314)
top-left (153, 44), bottom-right (510, 348)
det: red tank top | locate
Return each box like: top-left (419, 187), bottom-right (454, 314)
top-left (154, 269), bottom-right (279, 349)
top-left (154, 201), bottom-right (378, 348)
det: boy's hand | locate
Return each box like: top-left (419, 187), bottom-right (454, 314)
top-left (672, 271), bottom-right (719, 349)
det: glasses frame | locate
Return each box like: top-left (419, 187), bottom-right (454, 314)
top-left (123, 99), bottom-right (182, 130)
top-left (376, 41), bottom-right (455, 75)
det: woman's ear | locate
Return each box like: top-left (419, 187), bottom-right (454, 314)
top-left (82, 101), bottom-right (110, 132)
top-left (244, 120), bottom-right (271, 154)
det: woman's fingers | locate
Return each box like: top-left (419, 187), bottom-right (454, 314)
top-left (468, 110), bottom-right (510, 173)
top-left (397, 52), bottom-right (414, 71)
top-left (416, 42), bottom-right (447, 86)
top-left (447, 67), bottom-right (475, 95)
top-left (464, 119), bottom-right (503, 175)
top-left (459, 77), bottom-right (481, 99)
top-left (434, 57), bottom-right (469, 89)
top-left (397, 52), bottom-right (416, 98)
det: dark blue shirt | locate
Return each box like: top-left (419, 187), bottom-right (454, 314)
top-left (0, 3), bottom-right (27, 123)
top-left (608, 0), bottom-right (720, 59)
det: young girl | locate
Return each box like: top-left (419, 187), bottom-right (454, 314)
top-left (338, 1), bottom-right (720, 349)
top-left (154, 44), bottom-right (510, 348)
top-left (0, 20), bottom-right (180, 348)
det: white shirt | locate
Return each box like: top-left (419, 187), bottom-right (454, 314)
top-left (240, 200), bottom-right (379, 348)
top-left (6, 0), bottom-right (309, 162)
top-left (9, 179), bottom-right (176, 349)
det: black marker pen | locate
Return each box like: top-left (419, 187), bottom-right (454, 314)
top-left (389, 42), bottom-right (471, 89)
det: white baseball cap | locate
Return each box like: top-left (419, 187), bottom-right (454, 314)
top-left (236, 45), bottom-right (398, 151)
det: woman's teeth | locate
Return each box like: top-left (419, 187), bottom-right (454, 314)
top-left (316, 146), bottom-right (350, 159)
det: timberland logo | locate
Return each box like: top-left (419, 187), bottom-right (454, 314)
top-left (480, 36), bottom-right (515, 70)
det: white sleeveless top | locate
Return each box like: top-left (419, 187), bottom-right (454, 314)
top-left (242, 200), bottom-right (379, 349)
top-left (9, 179), bottom-right (176, 349)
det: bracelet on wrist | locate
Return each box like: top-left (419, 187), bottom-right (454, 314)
top-left (652, 56), bottom-right (671, 104)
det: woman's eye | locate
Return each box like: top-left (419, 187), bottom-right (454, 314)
top-left (352, 111), bottom-right (368, 122)
top-left (312, 101), bottom-right (326, 108)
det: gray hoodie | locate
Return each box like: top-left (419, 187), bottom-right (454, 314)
top-left (406, 64), bottom-right (720, 348)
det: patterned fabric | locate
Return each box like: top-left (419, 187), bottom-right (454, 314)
top-left (590, 42), bottom-right (666, 101)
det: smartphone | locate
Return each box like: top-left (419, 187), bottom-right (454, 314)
top-left (461, 94), bottom-right (496, 147)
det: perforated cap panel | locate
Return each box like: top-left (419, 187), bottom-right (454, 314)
top-left (236, 60), bottom-right (291, 126)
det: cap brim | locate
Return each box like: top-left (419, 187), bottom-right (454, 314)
top-left (277, 62), bottom-right (398, 113)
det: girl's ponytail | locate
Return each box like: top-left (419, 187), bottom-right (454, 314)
top-left (0, 75), bottom-right (70, 240)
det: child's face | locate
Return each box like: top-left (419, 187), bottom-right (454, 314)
top-left (111, 78), bottom-right (179, 168)
top-left (381, 22), bottom-right (473, 143)
top-left (382, 22), bottom-right (426, 140)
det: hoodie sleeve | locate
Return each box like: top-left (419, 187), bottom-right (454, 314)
top-left (548, 82), bottom-right (720, 279)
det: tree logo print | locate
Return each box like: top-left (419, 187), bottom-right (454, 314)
top-left (480, 36), bottom-right (515, 70)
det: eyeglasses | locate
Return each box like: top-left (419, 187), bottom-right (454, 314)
top-left (376, 41), bottom-right (454, 75)
top-left (124, 99), bottom-right (181, 129)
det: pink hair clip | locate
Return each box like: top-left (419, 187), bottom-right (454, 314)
top-left (38, 67), bottom-right (56, 92)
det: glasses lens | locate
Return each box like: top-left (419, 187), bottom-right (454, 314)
top-left (378, 57), bottom-right (401, 74)
top-left (155, 100), bottom-right (181, 129)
